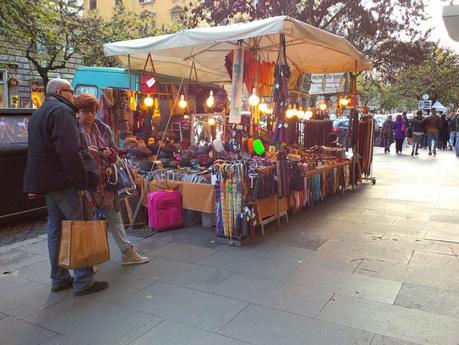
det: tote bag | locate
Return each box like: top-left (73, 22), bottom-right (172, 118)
top-left (58, 219), bottom-right (110, 269)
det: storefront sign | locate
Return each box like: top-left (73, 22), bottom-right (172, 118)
top-left (308, 73), bottom-right (346, 95)
top-left (418, 100), bottom-right (432, 110)
top-left (229, 47), bottom-right (244, 124)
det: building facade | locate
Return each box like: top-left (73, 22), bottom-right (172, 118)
top-left (0, 39), bottom-right (80, 109)
top-left (84, 0), bottom-right (189, 26)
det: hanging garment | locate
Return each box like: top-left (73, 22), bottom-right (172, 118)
top-left (276, 150), bottom-right (290, 198)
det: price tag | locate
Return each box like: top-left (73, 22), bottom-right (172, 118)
top-left (146, 77), bottom-right (156, 88)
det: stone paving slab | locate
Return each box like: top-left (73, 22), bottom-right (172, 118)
top-left (198, 247), bottom-right (301, 280)
top-left (147, 242), bottom-right (217, 263)
top-left (26, 297), bottom-right (163, 345)
top-left (395, 282), bottom-right (459, 319)
top-left (119, 282), bottom-right (248, 332)
top-left (317, 238), bottom-right (414, 264)
top-left (0, 274), bottom-right (29, 294)
top-left (267, 244), bottom-right (363, 272)
top-left (425, 227), bottom-right (459, 244)
top-left (0, 281), bottom-right (70, 319)
top-left (370, 334), bottom-right (422, 345)
top-left (210, 272), bottom-right (333, 318)
top-left (0, 316), bottom-right (56, 345)
top-left (131, 320), bottom-right (249, 345)
top-left (39, 335), bottom-right (88, 345)
top-left (317, 293), bottom-right (459, 345)
top-left (221, 304), bottom-right (374, 345)
top-left (288, 264), bottom-right (402, 304)
top-left (0, 247), bottom-right (47, 273)
top-left (121, 256), bottom-right (234, 292)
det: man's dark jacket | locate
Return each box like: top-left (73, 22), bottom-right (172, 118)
top-left (23, 95), bottom-right (88, 194)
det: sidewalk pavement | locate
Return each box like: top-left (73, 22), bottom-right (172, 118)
top-left (1, 147), bottom-right (459, 345)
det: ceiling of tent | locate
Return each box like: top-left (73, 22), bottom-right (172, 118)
top-left (104, 16), bottom-right (373, 83)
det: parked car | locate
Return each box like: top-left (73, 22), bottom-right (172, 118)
top-left (332, 119), bottom-right (349, 145)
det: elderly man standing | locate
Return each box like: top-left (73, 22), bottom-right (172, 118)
top-left (23, 78), bottom-right (108, 296)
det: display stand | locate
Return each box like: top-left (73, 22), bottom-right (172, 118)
top-left (255, 196), bottom-right (289, 235)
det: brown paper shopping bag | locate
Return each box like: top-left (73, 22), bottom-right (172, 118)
top-left (58, 219), bottom-right (110, 269)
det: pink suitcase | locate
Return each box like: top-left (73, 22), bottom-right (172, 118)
top-left (147, 191), bottom-right (183, 231)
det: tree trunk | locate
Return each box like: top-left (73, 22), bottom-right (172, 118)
top-left (39, 71), bottom-right (50, 92)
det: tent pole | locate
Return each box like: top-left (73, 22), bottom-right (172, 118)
top-left (128, 54), bottom-right (132, 90)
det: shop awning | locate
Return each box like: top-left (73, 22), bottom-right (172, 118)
top-left (103, 16), bottom-right (373, 83)
top-left (432, 101), bottom-right (448, 112)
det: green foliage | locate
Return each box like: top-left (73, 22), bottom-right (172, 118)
top-left (394, 47), bottom-right (459, 107)
top-left (79, 2), bottom-right (183, 67)
top-left (1, 0), bottom-right (84, 87)
top-left (0, 0), bottom-right (183, 85)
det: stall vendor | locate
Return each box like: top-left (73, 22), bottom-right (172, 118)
top-left (326, 132), bottom-right (339, 147)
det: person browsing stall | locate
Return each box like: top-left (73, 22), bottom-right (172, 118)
top-left (75, 93), bottom-right (149, 266)
top-left (23, 79), bottom-right (108, 296)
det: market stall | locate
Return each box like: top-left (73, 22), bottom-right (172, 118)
top-left (103, 16), bottom-right (374, 244)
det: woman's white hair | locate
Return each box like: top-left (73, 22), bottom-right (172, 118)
top-left (46, 78), bottom-right (71, 95)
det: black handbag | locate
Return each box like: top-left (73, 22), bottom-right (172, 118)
top-left (106, 157), bottom-right (136, 194)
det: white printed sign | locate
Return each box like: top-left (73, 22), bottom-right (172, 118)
top-left (309, 73), bottom-right (346, 95)
top-left (229, 47), bottom-right (244, 124)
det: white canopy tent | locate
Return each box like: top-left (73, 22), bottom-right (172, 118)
top-left (103, 16), bottom-right (372, 83)
top-left (432, 101), bottom-right (448, 113)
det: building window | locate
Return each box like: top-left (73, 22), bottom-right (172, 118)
top-left (89, 0), bottom-right (97, 10)
top-left (0, 70), bottom-right (7, 108)
top-left (170, 5), bottom-right (185, 21)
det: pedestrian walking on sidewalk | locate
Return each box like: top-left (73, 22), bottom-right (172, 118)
top-left (439, 113), bottom-right (449, 150)
top-left (456, 114), bottom-right (459, 157)
top-left (449, 111), bottom-right (457, 150)
top-left (411, 110), bottom-right (425, 156)
top-left (402, 111), bottom-right (410, 148)
top-left (23, 79), bottom-right (108, 296)
top-left (425, 107), bottom-right (441, 156)
top-left (382, 115), bottom-right (394, 154)
top-left (394, 114), bottom-right (406, 154)
top-left (75, 93), bottom-right (149, 266)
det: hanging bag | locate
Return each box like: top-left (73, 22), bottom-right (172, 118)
top-left (58, 195), bottom-right (110, 269)
top-left (106, 157), bottom-right (137, 194)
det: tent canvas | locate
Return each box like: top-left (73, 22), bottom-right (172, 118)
top-left (104, 16), bottom-right (372, 83)
top-left (432, 101), bottom-right (448, 112)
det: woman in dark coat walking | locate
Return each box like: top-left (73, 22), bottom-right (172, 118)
top-left (382, 115), bottom-right (394, 153)
top-left (439, 113), bottom-right (449, 150)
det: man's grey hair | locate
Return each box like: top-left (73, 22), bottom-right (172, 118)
top-left (46, 78), bottom-right (71, 95)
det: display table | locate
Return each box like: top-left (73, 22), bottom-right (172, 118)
top-left (136, 175), bottom-right (215, 213)
top-left (256, 196), bottom-right (289, 235)
top-left (303, 160), bottom-right (351, 177)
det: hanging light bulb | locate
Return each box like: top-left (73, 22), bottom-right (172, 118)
top-left (286, 104), bottom-right (296, 118)
top-left (305, 108), bottom-right (313, 120)
top-left (258, 98), bottom-right (268, 113)
top-left (179, 94), bottom-right (187, 109)
top-left (339, 97), bottom-right (349, 107)
top-left (297, 106), bottom-right (305, 119)
top-left (319, 102), bottom-right (327, 111)
top-left (248, 88), bottom-right (260, 107)
top-left (208, 117), bottom-right (216, 126)
top-left (206, 90), bottom-right (215, 108)
top-left (144, 95), bottom-right (154, 107)
top-left (292, 104), bottom-right (298, 117)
